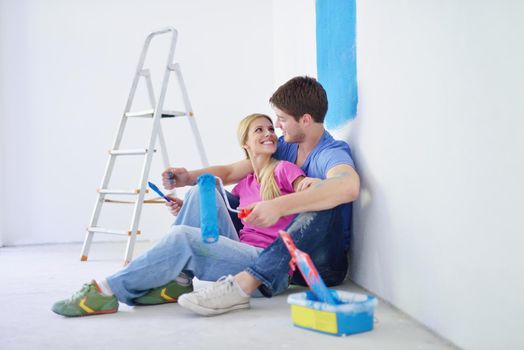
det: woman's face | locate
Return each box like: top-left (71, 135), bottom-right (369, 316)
top-left (244, 117), bottom-right (277, 156)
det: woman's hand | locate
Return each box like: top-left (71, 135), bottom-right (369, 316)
top-left (165, 196), bottom-right (184, 216)
top-left (162, 167), bottom-right (193, 190)
top-left (295, 176), bottom-right (321, 192)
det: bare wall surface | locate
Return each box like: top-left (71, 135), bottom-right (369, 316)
top-left (351, 1), bottom-right (524, 349)
top-left (1, 0), bottom-right (275, 245)
top-left (272, 0), bottom-right (317, 86)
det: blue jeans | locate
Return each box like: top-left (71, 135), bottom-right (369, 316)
top-left (247, 205), bottom-right (348, 297)
top-left (178, 187), bottom-right (348, 297)
top-left (107, 187), bottom-right (288, 305)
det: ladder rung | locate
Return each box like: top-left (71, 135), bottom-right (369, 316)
top-left (161, 110), bottom-right (186, 118)
top-left (87, 227), bottom-right (141, 236)
top-left (125, 109), bottom-right (155, 118)
top-left (124, 109), bottom-right (186, 118)
top-left (103, 198), bottom-right (165, 204)
top-left (109, 149), bottom-right (156, 156)
top-left (97, 189), bottom-right (149, 195)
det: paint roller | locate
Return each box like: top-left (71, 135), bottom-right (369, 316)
top-left (147, 178), bottom-right (219, 243)
top-left (197, 173), bottom-right (252, 244)
top-left (198, 173), bottom-right (220, 243)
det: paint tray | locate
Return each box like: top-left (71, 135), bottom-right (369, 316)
top-left (287, 289), bottom-right (377, 336)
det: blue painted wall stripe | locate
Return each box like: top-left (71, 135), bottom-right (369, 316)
top-left (316, 0), bottom-right (358, 129)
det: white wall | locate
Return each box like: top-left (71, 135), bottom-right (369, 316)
top-left (273, 1), bottom-right (524, 349)
top-left (0, 21), bottom-right (4, 246)
top-left (272, 0), bottom-right (317, 85)
top-left (0, 0), bottom-right (275, 245)
top-left (0, 0), bottom-right (8, 247)
top-left (351, 1), bottom-right (524, 349)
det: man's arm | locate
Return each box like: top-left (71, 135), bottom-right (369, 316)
top-left (162, 159), bottom-right (253, 190)
top-left (244, 164), bottom-right (359, 227)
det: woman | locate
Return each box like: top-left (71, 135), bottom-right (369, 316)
top-left (52, 113), bottom-right (305, 317)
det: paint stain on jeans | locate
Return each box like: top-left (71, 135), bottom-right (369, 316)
top-left (288, 212), bottom-right (317, 234)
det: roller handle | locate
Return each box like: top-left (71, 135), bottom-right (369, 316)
top-left (238, 208), bottom-right (252, 219)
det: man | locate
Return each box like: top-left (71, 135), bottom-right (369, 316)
top-left (169, 76), bottom-right (360, 316)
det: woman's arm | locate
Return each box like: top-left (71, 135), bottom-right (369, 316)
top-left (291, 176), bottom-right (305, 192)
top-left (162, 159), bottom-right (253, 189)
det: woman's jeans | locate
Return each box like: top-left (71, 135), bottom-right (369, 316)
top-left (106, 187), bottom-right (289, 305)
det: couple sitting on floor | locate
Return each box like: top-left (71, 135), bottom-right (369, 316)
top-left (52, 76), bottom-right (360, 317)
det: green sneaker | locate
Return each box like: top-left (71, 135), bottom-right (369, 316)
top-left (134, 280), bottom-right (193, 305)
top-left (52, 281), bottom-right (118, 317)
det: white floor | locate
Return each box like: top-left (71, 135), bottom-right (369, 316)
top-left (0, 241), bottom-right (458, 350)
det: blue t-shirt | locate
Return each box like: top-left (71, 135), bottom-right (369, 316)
top-left (274, 131), bottom-right (354, 249)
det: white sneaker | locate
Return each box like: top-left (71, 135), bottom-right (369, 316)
top-left (178, 275), bottom-right (250, 316)
top-left (191, 277), bottom-right (215, 291)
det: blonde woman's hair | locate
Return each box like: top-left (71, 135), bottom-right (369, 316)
top-left (237, 113), bottom-right (281, 201)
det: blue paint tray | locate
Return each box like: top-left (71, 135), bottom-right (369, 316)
top-left (287, 290), bottom-right (377, 336)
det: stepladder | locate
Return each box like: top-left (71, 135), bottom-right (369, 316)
top-left (81, 27), bottom-right (208, 265)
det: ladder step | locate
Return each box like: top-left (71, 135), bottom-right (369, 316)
top-left (103, 198), bottom-right (165, 204)
top-left (109, 149), bottom-right (156, 156)
top-left (124, 109), bottom-right (186, 118)
top-left (124, 109), bottom-right (154, 118)
top-left (97, 189), bottom-right (149, 195)
top-left (87, 227), bottom-right (141, 236)
top-left (161, 110), bottom-right (187, 118)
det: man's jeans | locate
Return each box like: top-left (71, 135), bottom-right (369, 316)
top-left (227, 192), bottom-right (348, 296)
top-left (107, 187), bottom-right (288, 305)
top-left (246, 205), bottom-right (348, 297)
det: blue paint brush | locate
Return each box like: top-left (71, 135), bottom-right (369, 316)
top-left (147, 181), bottom-right (173, 202)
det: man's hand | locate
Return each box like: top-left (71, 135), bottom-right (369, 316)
top-left (162, 167), bottom-right (193, 190)
top-left (165, 196), bottom-right (184, 216)
top-left (242, 200), bottom-right (283, 227)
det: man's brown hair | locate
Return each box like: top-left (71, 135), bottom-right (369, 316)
top-left (269, 76), bottom-right (328, 123)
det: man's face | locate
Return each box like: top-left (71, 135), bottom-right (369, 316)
top-left (273, 107), bottom-right (306, 143)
